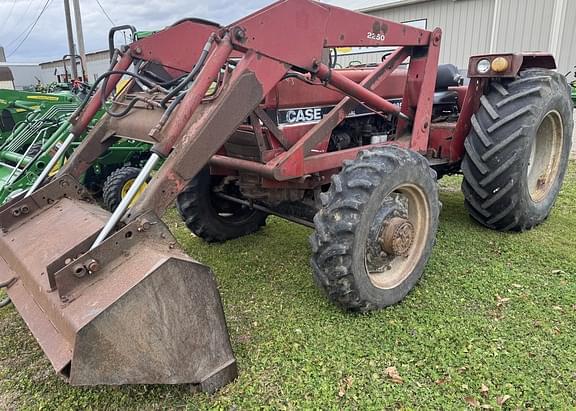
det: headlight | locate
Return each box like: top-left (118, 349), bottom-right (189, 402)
top-left (491, 57), bottom-right (510, 73)
top-left (476, 59), bottom-right (491, 74)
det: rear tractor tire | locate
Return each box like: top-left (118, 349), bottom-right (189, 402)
top-left (310, 146), bottom-right (440, 312)
top-left (176, 168), bottom-right (267, 243)
top-left (462, 69), bottom-right (573, 231)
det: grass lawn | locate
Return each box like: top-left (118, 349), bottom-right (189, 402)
top-left (0, 163), bottom-right (575, 409)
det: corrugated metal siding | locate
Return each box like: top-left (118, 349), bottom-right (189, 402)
top-left (493, 0), bottom-right (554, 53)
top-left (558, 1), bottom-right (576, 76)
top-left (40, 55), bottom-right (111, 83)
top-left (338, 0), bottom-right (495, 69)
top-left (6, 65), bottom-right (44, 90)
top-left (344, 0), bottom-right (573, 75)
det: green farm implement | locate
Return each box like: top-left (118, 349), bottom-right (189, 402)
top-left (0, 89), bottom-right (79, 141)
top-left (0, 98), bottom-right (151, 205)
top-left (565, 66), bottom-right (576, 106)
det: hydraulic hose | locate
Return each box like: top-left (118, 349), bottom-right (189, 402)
top-left (160, 34), bottom-right (215, 107)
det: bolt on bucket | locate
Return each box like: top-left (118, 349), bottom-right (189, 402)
top-left (0, 175), bottom-right (237, 391)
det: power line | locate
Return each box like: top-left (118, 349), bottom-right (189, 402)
top-left (7, 0), bottom-right (54, 58)
top-left (1, 0), bottom-right (36, 45)
top-left (4, 0), bottom-right (48, 49)
top-left (94, 0), bottom-right (115, 26)
top-left (6, 0), bottom-right (53, 55)
top-left (19, 0), bottom-right (37, 27)
top-left (0, 0), bottom-right (18, 35)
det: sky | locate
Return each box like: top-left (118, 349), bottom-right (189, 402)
top-left (0, 0), bottom-right (398, 62)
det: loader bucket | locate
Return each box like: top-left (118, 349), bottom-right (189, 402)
top-left (0, 175), bottom-right (237, 391)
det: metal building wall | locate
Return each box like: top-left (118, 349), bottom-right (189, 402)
top-left (344, 0), bottom-right (575, 76)
top-left (0, 64), bottom-right (44, 90)
top-left (39, 51), bottom-right (110, 83)
top-left (0, 81), bottom-right (14, 90)
top-left (492, 0), bottom-right (554, 53)
top-left (558, 1), bottom-right (576, 76)
top-left (338, 0), bottom-right (495, 69)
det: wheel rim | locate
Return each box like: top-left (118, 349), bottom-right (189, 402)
top-left (211, 194), bottom-right (258, 223)
top-left (210, 178), bottom-right (259, 224)
top-left (121, 178), bottom-right (148, 206)
top-left (527, 110), bottom-right (564, 203)
top-left (364, 184), bottom-right (430, 289)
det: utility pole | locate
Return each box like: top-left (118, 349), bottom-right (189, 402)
top-left (63, 0), bottom-right (78, 81)
top-left (72, 0), bottom-right (87, 80)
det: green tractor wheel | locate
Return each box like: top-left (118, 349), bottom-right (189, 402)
top-left (102, 166), bottom-right (148, 211)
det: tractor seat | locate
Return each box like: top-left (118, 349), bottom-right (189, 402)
top-left (435, 64), bottom-right (463, 90)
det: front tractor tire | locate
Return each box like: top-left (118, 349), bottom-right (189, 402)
top-left (310, 146), bottom-right (440, 312)
top-left (462, 69), bottom-right (573, 231)
top-left (176, 168), bottom-right (267, 243)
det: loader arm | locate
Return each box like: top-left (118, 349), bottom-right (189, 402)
top-left (64, 0), bottom-right (435, 222)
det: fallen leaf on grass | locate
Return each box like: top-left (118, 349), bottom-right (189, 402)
top-left (551, 269), bottom-right (565, 274)
top-left (237, 334), bottom-right (251, 343)
top-left (385, 366), bottom-right (404, 384)
top-left (496, 295), bottom-right (510, 307)
top-left (464, 396), bottom-right (480, 408)
top-left (338, 376), bottom-right (353, 398)
top-left (435, 375), bottom-right (451, 385)
top-left (480, 384), bottom-right (489, 398)
top-left (496, 395), bottom-right (511, 406)
top-left (511, 283), bottom-right (523, 288)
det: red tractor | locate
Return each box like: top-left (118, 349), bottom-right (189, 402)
top-left (0, 0), bottom-right (572, 391)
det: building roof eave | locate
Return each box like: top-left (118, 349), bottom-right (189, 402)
top-left (358, 0), bottom-right (431, 13)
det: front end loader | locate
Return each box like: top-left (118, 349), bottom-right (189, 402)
top-left (0, 0), bottom-right (572, 392)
